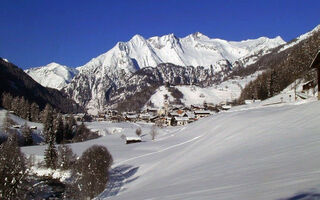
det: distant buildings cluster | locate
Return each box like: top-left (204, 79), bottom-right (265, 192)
top-left (94, 101), bottom-right (232, 126)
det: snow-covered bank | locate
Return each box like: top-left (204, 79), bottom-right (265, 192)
top-left (22, 100), bottom-right (320, 199)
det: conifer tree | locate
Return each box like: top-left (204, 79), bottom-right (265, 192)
top-left (54, 114), bottom-right (64, 144)
top-left (44, 135), bottom-right (57, 169)
top-left (42, 104), bottom-right (54, 143)
top-left (64, 115), bottom-right (76, 141)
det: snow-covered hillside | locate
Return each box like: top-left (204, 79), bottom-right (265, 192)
top-left (22, 98), bottom-right (320, 200)
top-left (25, 62), bottom-right (78, 90)
top-left (279, 24), bottom-right (320, 52)
top-left (148, 71), bottom-right (262, 107)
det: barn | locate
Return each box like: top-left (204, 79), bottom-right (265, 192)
top-left (310, 50), bottom-right (320, 100)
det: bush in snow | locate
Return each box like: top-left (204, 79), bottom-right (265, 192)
top-left (73, 122), bottom-right (99, 142)
top-left (76, 145), bottom-right (113, 199)
top-left (0, 134), bottom-right (28, 199)
top-left (136, 127), bottom-right (142, 137)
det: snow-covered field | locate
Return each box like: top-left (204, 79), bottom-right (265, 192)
top-left (20, 96), bottom-right (320, 200)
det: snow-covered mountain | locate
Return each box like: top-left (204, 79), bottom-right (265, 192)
top-left (77, 32), bottom-right (284, 73)
top-left (25, 62), bottom-right (78, 90)
top-left (63, 33), bottom-right (284, 113)
top-left (279, 24), bottom-right (320, 52)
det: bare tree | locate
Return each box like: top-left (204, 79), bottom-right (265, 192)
top-left (135, 127), bottom-right (142, 137)
top-left (150, 126), bottom-right (158, 141)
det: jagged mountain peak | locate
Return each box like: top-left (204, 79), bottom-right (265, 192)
top-left (28, 31), bottom-right (292, 113)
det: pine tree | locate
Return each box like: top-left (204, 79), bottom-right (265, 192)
top-left (44, 135), bottom-right (57, 169)
top-left (0, 134), bottom-right (28, 199)
top-left (42, 104), bottom-right (54, 143)
top-left (64, 115), bottom-right (76, 141)
top-left (21, 122), bottom-right (33, 146)
top-left (54, 114), bottom-right (64, 144)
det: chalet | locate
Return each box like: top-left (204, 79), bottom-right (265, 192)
top-left (174, 117), bottom-right (189, 126)
top-left (194, 110), bottom-right (212, 119)
top-left (12, 125), bottom-right (21, 129)
top-left (183, 112), bottom-right (196, 123)
top-left (111, 115), bottom-right (123, 122)
top-left (302, 80), bottom-right (316, 92)
top-left (191, 104), bottom-right (205, 111)
top-left (125, 136), bottom-right (142, 144)
top-left (125, 114), bottom-right (138, 122)
top-left (139, 113), bottom-right (151, 121)
top-left (310, 50), bottom-right (320, 100)
top-left (149, 115), bottom-right (159, 123)
top-left (221, 105), bottom-right (232, 110)
top-left (147, 107), bottom-right (158, 114)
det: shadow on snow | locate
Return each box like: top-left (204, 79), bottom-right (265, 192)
top-left (278, 190), bottom-right (320, 200)
top-left (96, 164), bottom-right (139, 199)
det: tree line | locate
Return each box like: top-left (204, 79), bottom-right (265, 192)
top-left (238, 27), bottom-right (320, 102)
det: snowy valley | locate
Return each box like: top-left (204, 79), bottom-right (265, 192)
top-left (18, 95), bottom-right (320, 200)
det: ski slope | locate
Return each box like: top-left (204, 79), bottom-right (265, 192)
top-left (22, 100), bottom-right (320, 200)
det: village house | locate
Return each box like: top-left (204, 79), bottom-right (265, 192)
top-left (194, 110), bottom-right (212, 119)
top-left (174, 116), bottom-right (189, 126)
top-left (310, 50), bottom-right (320, 100)
top-left (125, 113), bottom-right (138, 122)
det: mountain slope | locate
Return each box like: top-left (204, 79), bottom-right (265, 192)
top-left (0, 58), bottom-right (82, 113)
top-left (63, 33), bottom-right (284, 113)
top-left (25, 62), bottom-right (78, 90)
top-left (238, 25), bottom-right (320, 102)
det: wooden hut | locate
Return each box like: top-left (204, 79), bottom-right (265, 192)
top-left (310, 51), bottom-right (320, 100)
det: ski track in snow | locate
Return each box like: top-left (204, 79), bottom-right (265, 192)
top-left (116, 135), bottom-right (203, 166)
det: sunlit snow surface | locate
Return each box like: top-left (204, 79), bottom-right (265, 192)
top-left (149, 71), bottom-right (262, 108)
top-left (20, 94), bottom-right (320, 200)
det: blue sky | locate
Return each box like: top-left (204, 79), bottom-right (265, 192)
top-left (0, 0), bottom-right (319, 69)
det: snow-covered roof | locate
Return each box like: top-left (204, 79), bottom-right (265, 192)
top-left (125, 136), bottom-right (142, 141)
top-left (126, 114), bottom-right (138, 119)
top-left (174, 117), bottom-right (189, 121)
top-left (194, 110), bottom-right (212, 114)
